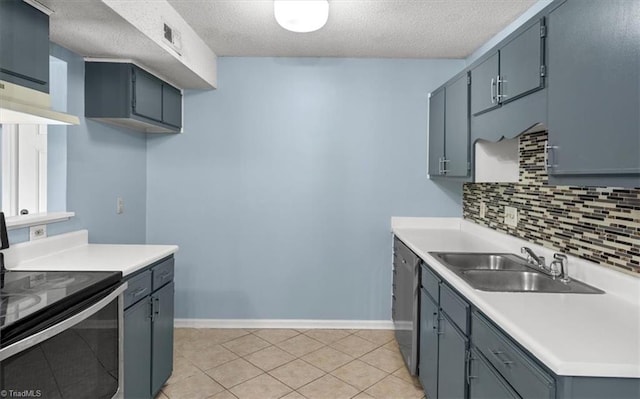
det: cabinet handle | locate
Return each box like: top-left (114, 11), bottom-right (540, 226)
top-left (491, 350), bottom-right (514, 366)
top-left (441, 158), bottom-right (450, 175)
top-left (435, 315), bottom-right (444, 335)
top-left (131, 287), bottom-right (148, 298)
top-left (544, 140), bottom-right (558, 172)
top-left (432, 312), bottom-right (438, 331)
top-left (466, 351), bottom-right (477, 385)
top-left (148, 297), bottom-right (154, 320)
top-left (153, 297), bottom-right (160, 318)
top-left (496, 75), bottom-right (508, 101)
top-left (438, 157), bottom-right (443, 174)
top-left (490, 77), bottom-right (497, 104)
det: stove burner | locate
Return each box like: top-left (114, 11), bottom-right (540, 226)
top-left (1, 293), bottom-right (42, 316)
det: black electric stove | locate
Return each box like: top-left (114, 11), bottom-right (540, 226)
top-left (0, 269), bottom-right (122, 348)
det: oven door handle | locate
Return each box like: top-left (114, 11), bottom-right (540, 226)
top-left (0, 282), bottom-right (128, 361)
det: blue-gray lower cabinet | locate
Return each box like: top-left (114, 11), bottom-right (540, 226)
top-left (468, 349), bottom-right (519, 399)
top-left (124, 298), bottom-right (152, 399)
top-left (438, 314), bottom-right (468, 399)
top-left (419, 289), bottom-right (439, 399)
top-left (419, 263), bottom-right (469, 399)
top-left (123, 256), bottom-right (175, 399)
top-left (151, 281), bottom-right (175, 397)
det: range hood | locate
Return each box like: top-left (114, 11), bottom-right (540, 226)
top-left (0, 80), bottom-right (79, 125)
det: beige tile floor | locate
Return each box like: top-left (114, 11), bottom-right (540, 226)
top-left (155, 328), bottom-right (425, 399)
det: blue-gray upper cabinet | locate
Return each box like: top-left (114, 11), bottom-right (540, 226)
top-left (546, 0), bottom-right (640, 187)
top-left (0, 0), bottom-right (49, 92)
top-left (428, 87), bottom-right (446, 176)
top-left (85, 62), bottom-right (182, 133)
top-left (471, 18), bottom-right (545, 116)
top-left (429, 73), bottom-right (470, 178)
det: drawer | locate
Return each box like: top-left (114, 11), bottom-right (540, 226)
top-left (152, 257), bottom-right (175, 291)
top-left (421, 264), bottom-right (440, 302)
top-left (124, 270), bottom-right (152, 309)
top-left (472, 312), bottom-right (555, 399)
top-left (439, 283), bottom-right (469, 334)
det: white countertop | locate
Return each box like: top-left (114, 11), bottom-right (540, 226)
top-left (3, 230), bottom-right (178, 276)
top-left (392, 217), bottom-right (640, 378)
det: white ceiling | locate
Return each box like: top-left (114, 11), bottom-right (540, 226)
top-left (167, 0), bottom-right (538, 58)
top-left (40, 0), bottom-right (537, 88)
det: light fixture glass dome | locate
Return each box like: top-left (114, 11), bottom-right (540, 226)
top-left (274, 0), bottom-right (329, 33)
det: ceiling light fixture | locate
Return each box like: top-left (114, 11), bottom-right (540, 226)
top-left (274, 0), bottom-right (329, 33)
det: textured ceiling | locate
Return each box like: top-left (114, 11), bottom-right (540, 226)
top-left (167, 0), bottom-right (538, 58)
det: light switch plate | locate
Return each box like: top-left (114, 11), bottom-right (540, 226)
top-left (504, 206), bottom-right (518, 227)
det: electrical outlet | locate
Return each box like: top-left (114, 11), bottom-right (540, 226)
top-left (29, 224), bottom-right (47, 241)
top-left (504, 206), bottom-right (518, 227)
top-left (117, 197), bottom-right (124, 214)
top-left (479, 202), bottom-right (487, 219)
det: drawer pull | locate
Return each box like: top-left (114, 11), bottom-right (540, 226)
top-left (158, 271), bottom-right (171, 280)
top-left (130, 287), bottom-right (148, 298)
top-left (491, 350), bottom-right (514, 366)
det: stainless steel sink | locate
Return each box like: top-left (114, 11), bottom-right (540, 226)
top-left (431, 253), bottom-right (531, 271)
top-left (430, 252), bottom-right (604, 294)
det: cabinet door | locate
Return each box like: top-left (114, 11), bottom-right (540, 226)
top-left (547, 0), bottom-right (640, 179)
top-left (499, 19), bottom-right (544, 104)
top-left (0, 0), bottom-right (49, 92)
top-left (151, 281), bottom-right (175, 396)
top-left (419, 290), bottom-right (439, 399)
top-left (132, 67), bottom-right (163, 122)
top-left (444, 74), bottom-right (469, 177)
top-left (469, 350), bottom-right (519, 399)
top-left (428, 88), bottom-right (445, 176)
top-left (124, 298), bottom-right (152, 399)
top-left (437, 314), bottom-right (468, 399)
top-left (162, 84), bottom-right (182, 128)
top-left (470, 52), bottom-right (499, 116)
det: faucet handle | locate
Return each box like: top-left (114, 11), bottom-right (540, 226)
top-left (553, 253), bottom-right (570, 283)
top-left (554, 253), bottom-right (568, 261)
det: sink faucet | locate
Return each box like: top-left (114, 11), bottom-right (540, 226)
top-left (520, 247), bottom-right (546, 269)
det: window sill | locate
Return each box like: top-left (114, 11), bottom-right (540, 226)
top-left (5, 212), bottom-right (75, 230)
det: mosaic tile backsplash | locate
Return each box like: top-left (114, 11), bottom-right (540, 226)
top-left (463, 131), bottom-right (640, 275)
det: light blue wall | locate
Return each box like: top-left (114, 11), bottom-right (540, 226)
top-left (8, 44), bottom-right (147, 245)
top-left (146, 57), bottom-right (465, 320)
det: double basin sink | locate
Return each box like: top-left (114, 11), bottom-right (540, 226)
top-left (430, 252), bottom-right (604, 294)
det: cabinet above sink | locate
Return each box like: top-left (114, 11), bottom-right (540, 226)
top-left (427, 0), bottom-right (640, 188)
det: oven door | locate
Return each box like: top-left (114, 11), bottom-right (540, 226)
top-left (0, 283), bottom-right (127, 399)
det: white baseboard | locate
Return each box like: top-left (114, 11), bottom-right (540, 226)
top-left (174, 319), bottom-right (395, 330)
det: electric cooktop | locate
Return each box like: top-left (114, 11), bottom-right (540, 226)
top-left (0, 270), bottom-right (122, 348)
